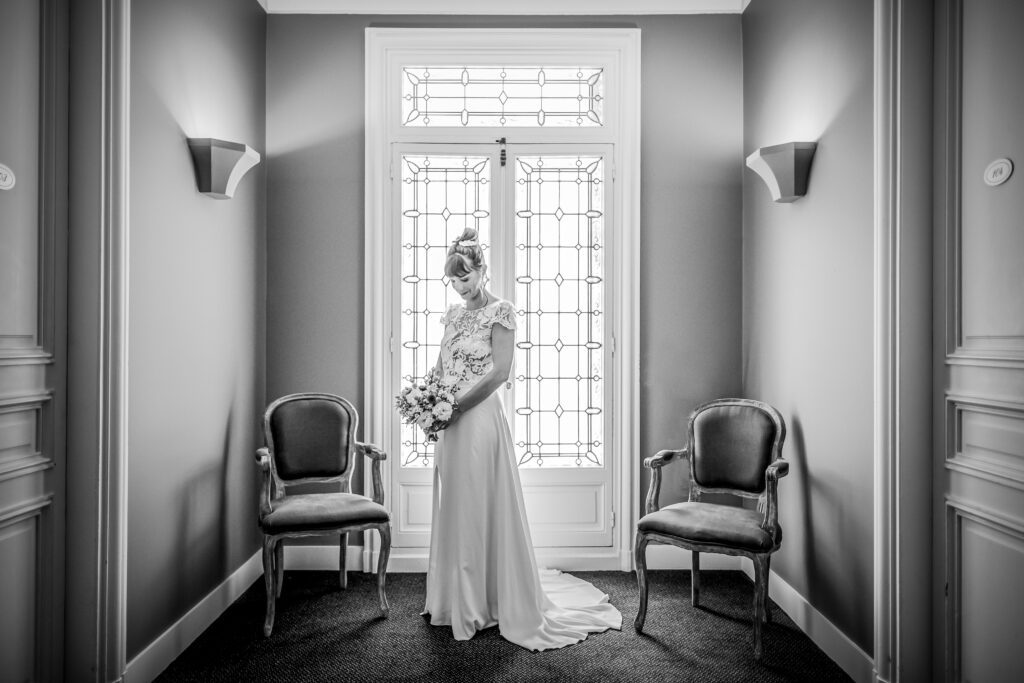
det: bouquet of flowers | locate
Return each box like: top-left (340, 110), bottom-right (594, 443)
top-left (395, 374), bottom-right (458, 442)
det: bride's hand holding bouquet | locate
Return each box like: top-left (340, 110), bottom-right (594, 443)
top-left (395, 373), bottom-right (459, 442)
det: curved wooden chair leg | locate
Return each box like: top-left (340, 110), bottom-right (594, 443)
top-left (376, 525), bottom-right (391, 617)
top-left (274, 540), bottom-right (284, 598)
top-left (763, 555), bottom-right (772, 624)
top-left (634, 533), bottom-right (650, 632)
top-left (262, 536), bottom-right (277, 637)
top-left (752, 554), bottom-right (768, 659)
top-left (339, 532), bottom-right (348, 590)
top-left (691, 550), bottom-right (701, 608)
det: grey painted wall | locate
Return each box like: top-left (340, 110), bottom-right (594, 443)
top-left (265, 14), bottom-right (745, 511)
top-left (126, 0), bottom-right (266, 659)
top-left (742, 0), bottom-right (875, 653)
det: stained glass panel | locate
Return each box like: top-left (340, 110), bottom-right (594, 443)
top-left (402, 66), bottom-right (604, 128)
top-left (400, 155), bottom-right (491, 467)
top-left (514, 155), bottom-right (605, 468)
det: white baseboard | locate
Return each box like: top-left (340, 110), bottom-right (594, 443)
top-left (290, 543), bottom-right (741, 572)
top-left (303, 544), bottom-right (633, 573)
top-left (740, 563), bottom-right (874, 683)
top-left (642, 543), bottom-right (742, 570)
top-left (282, 543), bottom-right (364, 571)
top-left (123, 552), bottom-right (262, 683)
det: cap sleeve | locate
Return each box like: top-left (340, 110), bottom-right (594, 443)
top-left (487, 300), bottom-right (517, 331)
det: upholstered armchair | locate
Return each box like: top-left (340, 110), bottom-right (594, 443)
top-left (634, 398), bottom-right (788, 659)
top-left (256, 393), bottom-right (391, 637)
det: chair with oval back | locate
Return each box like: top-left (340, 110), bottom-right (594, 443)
top-left (634, 398), bottom-right (788, 659)
top-left (256, 393), bottom-right (391, 636)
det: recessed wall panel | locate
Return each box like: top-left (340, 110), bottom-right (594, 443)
top-left (958, 514), bottom-right (1024, 681)
top-left (958, 0), bottom-right (1024, 354)
top-left (0, 516), bottom-right (38, 682)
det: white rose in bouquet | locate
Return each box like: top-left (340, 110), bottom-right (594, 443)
top-left (432, 401), bottom-right (453, 421)
top-left (416, 412), bottom-right (435, 431)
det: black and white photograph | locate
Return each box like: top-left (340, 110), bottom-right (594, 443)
top-left (1, 0), bottom-right (1021, 681)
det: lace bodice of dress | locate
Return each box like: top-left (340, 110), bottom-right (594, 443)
top-left (439, 299), bottom-right (516, 395)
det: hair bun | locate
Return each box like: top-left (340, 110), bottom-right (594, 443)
top-left (452, 227), bottom-right (480, 249)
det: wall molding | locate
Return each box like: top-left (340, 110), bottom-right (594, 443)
top-left (947, 353), bottom-right (1024, 369)
top-left (740, 564), bottom-right (875, 683)
top-left (873, 0), bottom-right (935, 680)
top-left (0, 455), bottom-right (54, 483)
top-left (123, 553), bottom-right (262, 683)
top-left (0, 349), bottom-right (54, 366)
top-left (946, 395), bottom-right (1024, 490)
top-left (99, 1), bottom-right (131, 679)
top-left (0, 494), bottom-right (53, 525)
top-left (65, 0), bottom-right (131, 680)
top-left (0, 391), bottom-right (52, 409)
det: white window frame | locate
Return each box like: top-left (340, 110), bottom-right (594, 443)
top-left (364, 27), bottom-right (640, 572)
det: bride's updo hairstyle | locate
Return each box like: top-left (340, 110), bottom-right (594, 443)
top-left (444, 227), bottom-right (485, 279)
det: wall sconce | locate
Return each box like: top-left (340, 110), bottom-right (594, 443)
top-left (186, 138), bottom-right (260, 199)
top-left (745, 141), bottom-right (817, 203)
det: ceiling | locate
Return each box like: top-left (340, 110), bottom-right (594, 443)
top-left (256, 0), bottom-right (752, 15)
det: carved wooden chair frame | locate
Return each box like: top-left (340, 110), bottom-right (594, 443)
top-left (256, 392), bottom-right (391, 636)
top-left (634, 397), bottom-right (788, 659)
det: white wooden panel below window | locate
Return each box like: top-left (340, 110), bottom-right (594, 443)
top-left (0, 516), bottom-right (37, 682)
top-left (398, 482), bottom-right (434, 536)
top-left (522, 482), bottom-right (609, 547)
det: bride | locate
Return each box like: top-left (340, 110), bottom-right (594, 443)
top-left (421, 227), bottom-right (622, 651)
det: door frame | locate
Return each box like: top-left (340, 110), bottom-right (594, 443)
top-left (363, 28), bottom-right (641, 572)
top-left (65, 0), bottom-right (130, 680)
top-left (872, 0), bottom-right (935, 680)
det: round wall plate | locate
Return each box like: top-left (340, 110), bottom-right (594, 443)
top-left (983, 158), bottom-right (1013, 187)
top-left (0, 162), bottom-right (15, 191)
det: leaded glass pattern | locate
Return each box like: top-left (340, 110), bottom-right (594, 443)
top-left (400, 155), bottom-right (490, 467)
top-left (402, 67), bottom-right (604, 128)
top-left (514, 155), bottom-right (604, 468)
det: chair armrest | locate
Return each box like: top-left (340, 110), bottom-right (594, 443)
top-left (766, 460), bottom-right (789, 480)
top-left (357, 441), bottom-right (387, 461)
top-left (255, 447), bottom-right (273, 518)
top-left (644, 448), bottom-right (687, 470)
top-left (643, 448), bottom-right (688, 515)
top-left (357, 441), bottom-right (387, 506)
top-left (761, 459), bottom-right (789, 542)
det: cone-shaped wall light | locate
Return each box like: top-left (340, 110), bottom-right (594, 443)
top-left (745, 141), bottom-right (817, 203)
top-left (186, 138), bottom-right (261, 199)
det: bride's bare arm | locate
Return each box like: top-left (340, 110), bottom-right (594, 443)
top-left (449, 324), bottom-right (514, 419)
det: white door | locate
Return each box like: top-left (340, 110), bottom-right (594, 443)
top-left (390, 143), bottom-right (615, 552)
top-left (0, 0), bottom-right (67, 680)
top-left (935, 0), bottom-right (1024, 679)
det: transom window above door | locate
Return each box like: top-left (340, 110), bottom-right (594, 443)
top-left (401, 66), bottom-right (605, 127)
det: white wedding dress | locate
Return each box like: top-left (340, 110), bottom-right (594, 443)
top-left (422, 298), bottom-right (622, 651)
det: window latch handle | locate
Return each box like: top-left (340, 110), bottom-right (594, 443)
top-left (496, 137), bottom-right (507, 166)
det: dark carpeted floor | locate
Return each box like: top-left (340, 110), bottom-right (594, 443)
top-left (156, 570), bottom-right (852, 682)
